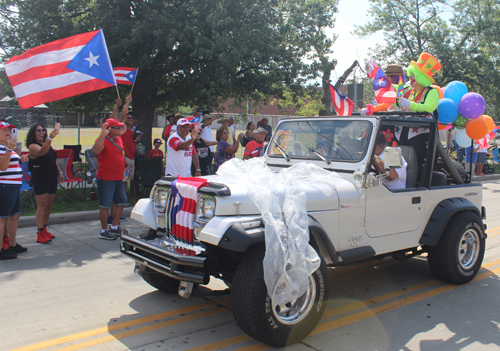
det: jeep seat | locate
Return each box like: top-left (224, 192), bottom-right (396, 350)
top-left (399, 145), bottom-right (418, 188)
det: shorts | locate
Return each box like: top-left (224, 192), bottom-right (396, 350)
top-left (477, 152), bottom-right (487, 164)
top-left (32, 174), bottom-right (58, 195)
top-left (465, 152), bottom-right (478, 164)
top-left (125, 156), bottom-right (135, 180)
top-left (0, 183), bottom-right (22, 218)
top-left (96, 178), bottom-right (127, 209)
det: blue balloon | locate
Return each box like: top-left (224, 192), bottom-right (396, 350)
top-left (455, 128), bottom-right (472, 148)
top-left (437, 98), bottom-right (459, 124)
top-left (444, 81), bottom-right (468, 105)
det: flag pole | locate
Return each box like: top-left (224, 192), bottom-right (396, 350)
top-left (115, 85), bottom-right (121, 99)
top-left (130, 68), bottom-right (138, 95)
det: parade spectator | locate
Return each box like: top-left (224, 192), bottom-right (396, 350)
top-left (217, 116), bottom-right (234, 145)
top-left (243, 127), bottom-right (267, 159)
top-left (464, 143), bottom-right (479, 176)
top-left (26, 123), bottom-right (64, 244)
top-left (200, 111), bottom-right (219, 152)
top-left (162, 114), bottom-right (175, 145)
top-left (117, 95), bottom-right (134, 195)
top-left (0, 120), bottom-right (28, 259)
top-left (476, 137), bottom-right (488, 176)
top-left (192, 129), bottom-right (218, 176)
top-left (215, 126), bottom-right (243, 167)
top-left (92, 115), bottom-right (128, 240)
top-left (446, 128), bottom-right (454, 155)
top-left (166, 118), bottom-right (201, 177)
top-left (168, 113), bottom-right (183, 138)
top-left (149, 139), bottom-right (164, 160)
top-left (134, 131), bottom-right (147, 196)
top-left (260, 117), bottom-right (273, 142)
top-left (241, 122), bottom-right (256, 147)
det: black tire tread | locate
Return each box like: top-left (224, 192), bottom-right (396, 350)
top-left (139, 267), bottom-right (181, 294)
top-left (138, 226), bottom-right (157, 240)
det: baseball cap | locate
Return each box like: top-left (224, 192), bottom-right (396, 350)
top-left (255, 127), bottom-right (267, 134)
top-left (153, 138), bottom-right (162, 144)
top-left (177, 118), bottom-right (191, 126)
top-left (104, 118), bottom-right (124, 128)
top-left (0, 121), bottom-right (15, 130)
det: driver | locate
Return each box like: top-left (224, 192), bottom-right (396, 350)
top-left (372, 133), bottom-right (407, 190)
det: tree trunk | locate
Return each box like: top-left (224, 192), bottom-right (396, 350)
top-left (335, 60), bottom-right (358, 89)
top-left (131, 72), bottom-right (158, 153)
top-left (319, 70), bottom-right (332, 116)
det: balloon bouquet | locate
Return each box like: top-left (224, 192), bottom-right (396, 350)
top-left (436, 81), bottom-right (495, 148)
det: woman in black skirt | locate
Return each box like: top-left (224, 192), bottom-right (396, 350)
top-left (26, 124), bottom-right (63, 244)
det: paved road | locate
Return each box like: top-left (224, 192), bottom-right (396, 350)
top-left (2, 180), bottom-right (500, 351)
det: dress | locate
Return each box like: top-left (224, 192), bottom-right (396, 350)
top-left (29, 142), bottom-right (58, 195)
top-left (215, 140), bottom-right (234, 166)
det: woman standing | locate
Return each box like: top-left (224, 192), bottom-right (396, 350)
top-left (191, 129), bottom-right (218, 176)
top-left (215, 126), bottom-right (244, 168)
top-left (0, 120), bottom-right (28, 259)
top-left (241, 122), bottom-right (256, 147)
top-left (26, 124), bottom-right (63, 244)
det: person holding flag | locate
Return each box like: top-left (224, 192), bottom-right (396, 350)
top-left (117, 94), bottom-right (136, 196)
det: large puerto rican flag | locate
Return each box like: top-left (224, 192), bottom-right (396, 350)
top-left (113, 67), bottom-right (138, 85)
top-left (5, 30), bottom-right (116, 109)
top-left (328, 82), bottom-right (354, 116)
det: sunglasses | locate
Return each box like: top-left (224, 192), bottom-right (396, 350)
top-left (109, 126), bottom-right (121, 129)
top-left (36, 129), bottom-right (46, 132)
top-left (126, 117), bottom-right (134, 120)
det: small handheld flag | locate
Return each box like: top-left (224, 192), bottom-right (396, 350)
top-left (5, 30), bottom-right (116, 109)
top-left (114, 67), bottom-right (138, 85)
top-left (327, 82), bottom-right (354, 116)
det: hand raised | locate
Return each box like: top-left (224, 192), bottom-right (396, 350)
top-left (49, 129), bottom-right (59, 139)
top-left (6, 137), bottom-right (16, 150)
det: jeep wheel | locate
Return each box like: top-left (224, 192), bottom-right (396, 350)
top-left (427, 211), bottom-right (485, 284)
top-left (138, 266), bottom-right (181, 294)
top-left (231, 246), bottom-right (329, 347)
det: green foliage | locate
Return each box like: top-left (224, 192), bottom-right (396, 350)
top-left (277, 84), bottom-right (325, 116)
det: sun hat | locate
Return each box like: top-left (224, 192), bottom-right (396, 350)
top-left (385, 64), bottom-right (405, 76)
top-left (217, 116), bottom-right (234, 124)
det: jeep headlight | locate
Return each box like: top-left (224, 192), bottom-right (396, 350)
top-left (154, 188), bottom-right (169, 212)
top-left (196, 196), bottom-right (216, 222)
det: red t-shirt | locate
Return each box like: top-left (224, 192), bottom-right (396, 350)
top-left (162, 125), bottom-right (174, 139)
top-left (149, 149), bottom-right (164, 159)
top-left (244, 140), bottom-right (264, 158)
top-left (96, 136), bottom-right (125, 181)
top-left (122, 128), bottom-right (136, 159)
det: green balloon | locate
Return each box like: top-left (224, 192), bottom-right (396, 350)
top-left (454, 114), bottom-right (467, 129)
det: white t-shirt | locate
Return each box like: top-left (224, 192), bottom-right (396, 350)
top-left (380, 151), bottom-right (407, 190)
top-left (166, 132), bottom-right (197, 177)
top-left (201, 125), bottom-right (214, 152)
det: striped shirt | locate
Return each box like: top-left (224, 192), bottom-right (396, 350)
top-left (0, 144), bottom-right (22, 184)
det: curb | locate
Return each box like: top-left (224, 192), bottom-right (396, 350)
top-left (18, 207), bottom-right (133, 229)
top-left (471, 174), bottom-right (500, 182)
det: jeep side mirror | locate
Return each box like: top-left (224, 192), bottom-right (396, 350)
top-left (383, 147), bottom-right (403, 169)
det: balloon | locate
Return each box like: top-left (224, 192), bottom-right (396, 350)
top-left (466, 117), bottom-right (488, 140)
top-left (454, 114), bottom-right (467, 129)
top-left (444, 81), bottom-right (468, 105)
top-left (438, 123), bottom-right (451, 131)
top-left (431, 85), bottom-right (444, 99)
top-left (458, 92), bottom-right (486, 119)
top-left (437, 98), bottom-right (459, 124)
top-left (480, 115), bottom-right (494, 133)
top-left (456, 128), bottom-right (472, 148)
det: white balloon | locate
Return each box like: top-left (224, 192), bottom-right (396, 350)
top-left (456, 128), bottom-right (472, 148)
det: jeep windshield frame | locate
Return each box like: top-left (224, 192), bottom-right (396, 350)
top-left (267, 119), bottom-right (372, 163)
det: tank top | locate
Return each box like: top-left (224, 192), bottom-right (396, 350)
top-left (29, 142), bottom-right (58, 179)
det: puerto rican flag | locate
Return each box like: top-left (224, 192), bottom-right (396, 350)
top-left (5, 30), bottom-right (116, 109)
top-left (186, 114), bottom-right (202, 132)
top-left (367, 66), bottom-right (397, 104)
top-left (113, 67), bottom-right (138, 85)
top-left (328, 82), bottom-right (354, 116)
top-left (170, 177), bottom-right (208, 250)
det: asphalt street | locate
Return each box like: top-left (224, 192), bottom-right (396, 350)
top-left (2, 178), bottom-right (500, 351)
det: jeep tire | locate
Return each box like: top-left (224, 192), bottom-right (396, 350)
top-left (138, 266), bottom-right (181, 294)
top-left (427, 211), bottom-right (485, 284)
top-left (231, 246), bottom-right (329, 347)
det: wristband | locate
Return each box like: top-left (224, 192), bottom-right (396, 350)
top-left (196, 169), bottom-right (201, 172)
top-left (47, 136), bottom-right (53, 141)
top-left (6, 149), bottom-right (13, 152)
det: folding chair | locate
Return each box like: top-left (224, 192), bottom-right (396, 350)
top-left (19, 162), bottom-right (35, 208)
top-left (138, 157), bottom-right (162, 195)
top-left (55, 149), bottom-right (84, 202)
top-left (84, 149), bottom-right (99, 197)
top-left (64, 145), bottom-right (84, 178)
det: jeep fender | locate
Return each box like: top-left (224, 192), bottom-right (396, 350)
top-left (218, 215), bottom-right (339, 265)
top-left (420, 197), bottom-right (482, 247)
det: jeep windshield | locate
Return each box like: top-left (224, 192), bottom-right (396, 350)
top-left (267, 119), bottom-right (372, 162)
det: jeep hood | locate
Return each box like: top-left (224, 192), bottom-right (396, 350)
top-left (200, 173), bottom-right (355, 216)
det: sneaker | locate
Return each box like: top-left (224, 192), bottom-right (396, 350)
top-left (107, 216), bottom-right (126, 224)
top-left (2, 235), bottom-right (9, 250)
top-left (0, 247), bottom-right (17, 260)
top-left (44, 227), bottom-right (55, 240)
top-left (36, 230), bottom-right (52, 244)
top-left (9, 243), bottom-right (28, 254)
top-left (99, 229), bottom-right (118, 240)
top-left (109, 226), bottom-right (123, 236)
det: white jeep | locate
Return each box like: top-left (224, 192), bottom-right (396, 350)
top-left (121, 112), bottom-right (486, 347)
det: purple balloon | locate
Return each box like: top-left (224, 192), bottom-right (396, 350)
top-left (458, 92), bottom-right (486, 119)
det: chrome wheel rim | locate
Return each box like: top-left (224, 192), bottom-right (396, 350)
top-left (458, 228), bottom-right (480, 270)
top-left (272, 275), bottom-right (316, 325)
